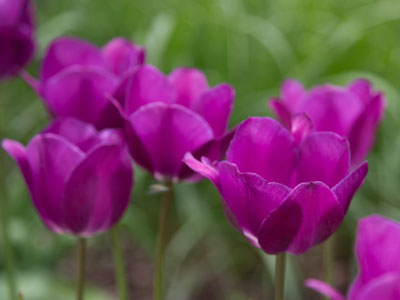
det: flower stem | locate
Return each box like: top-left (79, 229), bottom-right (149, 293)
top-left (0, 153), bottom-right (17, 299)
top-left (274, 253), bottom-right (287, 300)
top-left (76, 238), bottom-right (86, 300)
top-left (110, 225), bottom-right (129, 300)
top-left (153, 181), bottom-right (173, 300)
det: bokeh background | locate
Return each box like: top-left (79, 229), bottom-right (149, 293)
top-left (1, 0), bottom-right (400, 299)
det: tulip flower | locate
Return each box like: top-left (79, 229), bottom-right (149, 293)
top-left (269, 79), bottom-right (385, 166)
top-left (0, 0), bottom-right (35, 79)
top-left (2, 117), bottom-right (133, 236)
top-left (24, 36), bottom-right (146, 129)
top-left (184, 116), bottom-right (368, 254)
top-left (109, 65), bottom-right (234, 299)
top-left (184, 116), bottom-right (367, 299)
top-left (307, 215), bottom-right (400, 300)
top-left (111, 65), bottom-right (235, 181)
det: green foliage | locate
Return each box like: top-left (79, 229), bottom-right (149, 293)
top-left (1, 0), bottom-right (400, 299)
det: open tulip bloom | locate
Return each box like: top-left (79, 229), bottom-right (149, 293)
top-left (269, 79), bottom-right (385, 166)
top-left (0, 0), bottom-right (35, 78)
top-left (111, 65), bottom-right (235, 182)
top-left (23, 36), bottom-right (146, 129)
top-left (2, 118), bottom-right (133, 236)
top-left (307, 215), bottom-right (400, 300)
top-left (184, 116), bottom-right (368, 255)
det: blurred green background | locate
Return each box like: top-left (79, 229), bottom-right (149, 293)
top-left (1, 0), bottom-right (400, 299)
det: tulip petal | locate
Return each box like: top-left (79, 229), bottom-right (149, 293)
top-left (291, 113), bottom-right (314, 145)
top-left (268, 99), bottom-right (292, 129)
top-left (124, 65), bottom-right (176, 114)
top-left (348, 216), bottom-right (400, 299)
top-left (226, 117), bottom-right (296, 185)
top-left (298, 86), bottom-right (363, 136)
top-left (297, 132), bottom-right (350, 187)
top-left (25, 134), bottom-right (84, 232)
top-left (218, 161), bottom-right (291, 245)
top-left (348, 94), bottom-right (385, 165)
top-left (0, 27), bottom-right (35, 78)
top-left (2, 139), bottom-right (31, 188)
top-left (357, 273), bottom-right (400, 300)
top-left (41, 66), bottom-right (119, 129)
top-left (43, 118), bottom-right (100, 152)
top-left (168, 68), bottom-right (209, 108)
top-left (102, 37), bottom-right (146, 76)
top-left (183, 153), bottom-right (220, 186)
top-left (332, 162), bottom-right (368, 214)
top-left (128, 102), bottom-right (213, 178)
top-left (260, 182), bottom-right (343, 254)
top-left (348, 79), bottom-right (373, 104)
top-left (40, 37), bottom-right (106, 83)
top-left (63, 145), bottom-right (133, 235)
top-left (281, 79), bottom-right (305, 110)
top-left (192, 84), bottom-right (234, 137)
top-left (305, 279), bottom-right (346, 300)
top-left (178, 128), bottom-right (235, 180)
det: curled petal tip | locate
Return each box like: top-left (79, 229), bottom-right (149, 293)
top-left (305, 279), bottom-right (345, 300)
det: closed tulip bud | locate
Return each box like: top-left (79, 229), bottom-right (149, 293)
top-left (2, 118), bottom-right (133, 236)
top-left (184, 116), bottom-right (368, 254)
top-left (111, 65), bottom-right (235, 181)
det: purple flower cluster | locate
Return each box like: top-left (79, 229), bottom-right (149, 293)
top-left (1, 0), bottom-right (397, 298)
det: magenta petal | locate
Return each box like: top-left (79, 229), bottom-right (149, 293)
top-left (168, 68), bottom-right (209, 108)
top-left (218, 162), bottom-right (291, 245)
top-left (192, 84), bottom-right (234, 137)
top-left (124, 65), bottom-right (176, 114)
top-left (25, 134), bottom-right (84, 232)
top-left (42, 118), bottom-right (100, 152)
top-left (332, 162), bottom-right (368, 214)
top-left (305, 279), bottom-right (346, 300)
top-left (281, 79), bottom-right (305, 109)
top-left (41, 66), bottom-right (118, 129)
top-left (2, 139), bottom-right (31, 188)
top-left (348, 79), bottom-right (373, 104)
top-left (357, 273), bottom-right (400, 300)
top-left (348, 94), bottom-right (385, 166)
top-left (227, 117), bottom-right (296, 185)
top-left (297, 132), bottom-right (350, 187)
top-left (291, 113), bottom-right (314, 145)
top-left (261, 182), bottom-right (343, 254)
top-left (102, 37), bottom-right (146, 76)
top-left (129, 103), bottom-right (214, 178)
top-left (298, 86), bottom-right (363, 136)
top-left (269, 99), bottom-right (292, 129)
top-left (63, 145), bottom-right (133, 236)
top-left (183, 153), bottom-right (220, 186)
top-left (348, 216), bottom-right (400, 299)
top-left (40, 37), bottom-right (106, 83)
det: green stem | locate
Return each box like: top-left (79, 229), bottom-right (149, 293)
top-left (110, 225), bottom-right (129, 300)
top-left (153, 181), bottom-right (173, 300)
top-left (274, 253), bottom-right (287, 300)
top-left (76, 238), bottom-right (86, 300)
top-left (0, 126), bottom-right (17, 299)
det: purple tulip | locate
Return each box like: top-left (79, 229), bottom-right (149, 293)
top-left (0, 0), bottom-right (35, 78)
top-left (269, 79), bottom-right (385, 166)
top-left (26, 36), bottom-right (146, 129)
top-left (306, 215), bottom-right (400, 300)
top-left (111, 65), bottom-right (235, 181)
top-left (2, 118), bottom-right (133, 236)
top-left (184, 116), bottom-right (368, 254)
